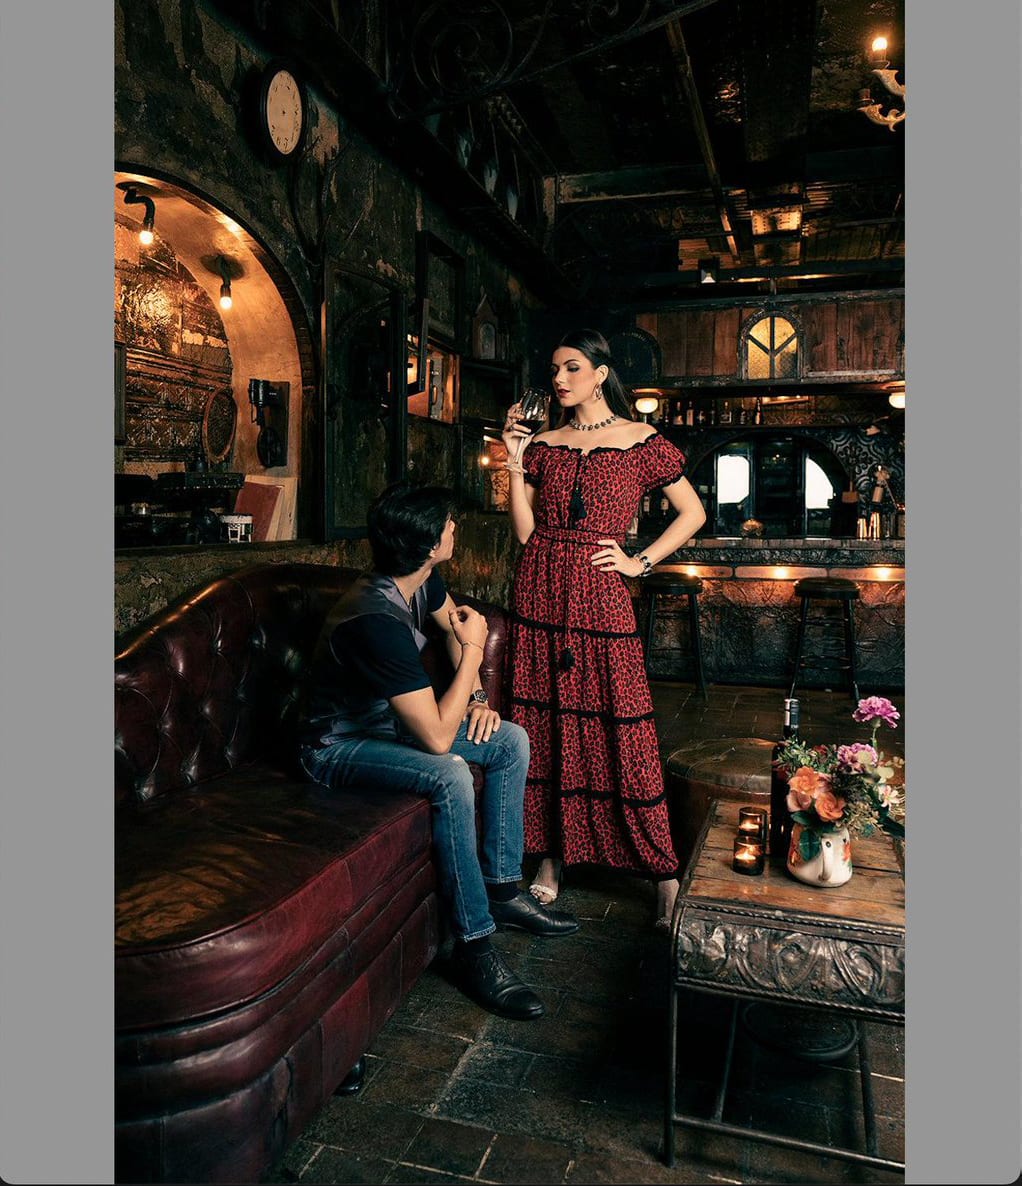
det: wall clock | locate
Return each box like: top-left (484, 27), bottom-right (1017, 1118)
top-left (258, 61), bottom-right (306, 162)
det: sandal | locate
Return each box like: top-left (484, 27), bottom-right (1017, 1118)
top-left (528, 858), bottom-right (562, 906)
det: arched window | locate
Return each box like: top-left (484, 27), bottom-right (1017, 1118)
top-left (744, 313), bottom-right (799, 380)
top-left (688, 434), bottom-right (848, 538)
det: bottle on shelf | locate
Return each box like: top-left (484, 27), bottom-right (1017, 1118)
top-left (754, 396), bottom-right (764, 425)
top-left (720, 399), bottom-right (733, 425)
top-left (684, 399), bottom-right (696, 427)
top-left (769, 697), bottom-right (800, 859)
top-left (659, 493), bottom-right (671, 517)
top-left (696, 405), bottom-right (707, 426)
top-left (641, 492), bottom-right (653, 520)
top-left (671, 399), bottom-right (685, 427)
top-left (735, 400), bottom-right (746, 425)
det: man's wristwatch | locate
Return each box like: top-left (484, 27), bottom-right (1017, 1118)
top-left (635, 553), bottom-right (654, 578)
top-left (469, 689), bottom-right (489, 706)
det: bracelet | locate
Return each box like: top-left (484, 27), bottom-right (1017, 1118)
top-left (635, 553), bottom-right (654, 579)
top-left (504, 461), bottom-right (525, 475)
top-left (461, 640), bottom-right (485, 652)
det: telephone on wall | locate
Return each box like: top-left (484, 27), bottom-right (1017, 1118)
top-left (248, 379), bottom-right (289, 468)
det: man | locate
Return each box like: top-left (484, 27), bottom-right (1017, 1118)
top-left (299, 481), bottom-right (578, 1020)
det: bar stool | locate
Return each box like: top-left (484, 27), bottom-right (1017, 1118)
top-left (641, 572), bottom-right (708, 697)
top-left (788, 576), bottom-right (860, 702)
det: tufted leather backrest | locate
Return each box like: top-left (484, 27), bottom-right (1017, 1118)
top-left (115, 563), bottom-right (509, 807)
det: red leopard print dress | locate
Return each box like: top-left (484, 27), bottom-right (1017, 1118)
top-left (509, 431), bottom-right (687, 878)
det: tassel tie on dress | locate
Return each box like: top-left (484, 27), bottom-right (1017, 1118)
top-left (531, 523), bottom-right (627, 671)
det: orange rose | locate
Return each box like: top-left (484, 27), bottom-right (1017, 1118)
top-left (814, 789), bottom-right (847, 823)
top-left (786, 766), bottom-right (831, 812)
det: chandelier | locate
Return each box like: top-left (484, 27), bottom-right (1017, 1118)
top-left (858, 37), bottom-right (905, 132)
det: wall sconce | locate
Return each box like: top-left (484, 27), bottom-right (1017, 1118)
top-left (858, 35), bottom-right (906, 131)
top-left (217, 256), bottom-right (233, 310)
top-left (888, 389), bottom-right (905, 409)
top-left (698, 258), bottom-right (718, 284)
top-left (120, 183), bottom-right (156, 245)
top-left (634, 394), bottom-right (661, 419)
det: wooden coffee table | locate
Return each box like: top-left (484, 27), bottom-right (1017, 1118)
top-left (665, 799), bottom-right (905, 1172)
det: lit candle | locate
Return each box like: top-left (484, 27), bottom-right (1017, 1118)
top-left (738, 807), bottom-right (768, 845)
top-left (732, 837), bottom-right (765, 875)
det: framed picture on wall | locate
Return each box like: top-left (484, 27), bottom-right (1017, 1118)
top-left (416, 232), bottom-right (465, 349)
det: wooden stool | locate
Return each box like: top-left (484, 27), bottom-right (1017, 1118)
top-left (641, 572), bottom-right (708, 697)
top-left (788, 576), bottom-right (861, 703)
top-left (665, 737), bottom-right (773, 873)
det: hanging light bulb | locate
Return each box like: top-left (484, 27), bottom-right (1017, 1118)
top-left (122, 185), bottom-right (156, 246)
top-left (217, 256), bottom-right (233, 310)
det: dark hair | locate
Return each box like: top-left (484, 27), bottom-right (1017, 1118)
top-left (366, 481), bottom-right (458, 576)
top-left (553, 328), bottom-right (635, 425)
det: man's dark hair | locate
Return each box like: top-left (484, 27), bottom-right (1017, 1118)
top-left (367, 481), bottom-right (458, 576)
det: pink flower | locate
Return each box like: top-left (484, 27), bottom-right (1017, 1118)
top-left (786, 766), bottom-right (832, 812)
top-left (837, 743), bottom-right (878, 771)
top-left (852, 696), bottom-right (900, 728)
top-left (814, 790), bottom-right (847, 823)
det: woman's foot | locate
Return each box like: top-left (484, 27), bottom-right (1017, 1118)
top-left (655, 877), bottom-right (680, 931)
top-left (528, 858), bottom-right (562, 905)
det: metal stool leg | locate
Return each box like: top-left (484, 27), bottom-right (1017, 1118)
top-left (843, 600), bottom-right (860, 702)
top-left (788, 596), bottom-right (810, 699)
top-left (644, 590), bottom-right (657, 678)
top-left (688, 591), bottom-right (708, 699)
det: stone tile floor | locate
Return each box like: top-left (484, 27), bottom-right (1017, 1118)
top-left (263, 683), bottom-right (905, 1185)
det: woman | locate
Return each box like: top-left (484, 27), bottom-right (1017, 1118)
top-left (502, 328), bottom-right (706, 928)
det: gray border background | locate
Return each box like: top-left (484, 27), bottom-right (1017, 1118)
top-left (1, 1), bottom-right (1019, 1183)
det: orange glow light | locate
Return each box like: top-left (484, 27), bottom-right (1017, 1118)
top-left (871, 36), bottom-right (888, 54)
top-left (773, 567), bottom-right (789, 579)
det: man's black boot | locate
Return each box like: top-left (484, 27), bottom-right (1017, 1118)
top-left (452, 945), bottom-right (545, 1020)
top-left (488, 891), bottom-right (580, 937)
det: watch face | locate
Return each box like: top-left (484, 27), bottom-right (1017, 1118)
top-left (264, 68), bottom-right (303, 157)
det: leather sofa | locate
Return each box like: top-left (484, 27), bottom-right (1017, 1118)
top-left (115, 562), bottom-right (509, 1183)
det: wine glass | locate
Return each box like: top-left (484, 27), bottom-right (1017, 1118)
top-left (514, 387), bottom-right (551, 464)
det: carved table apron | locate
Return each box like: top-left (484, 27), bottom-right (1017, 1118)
top-left (666, 799), bottom-right (905, 1171)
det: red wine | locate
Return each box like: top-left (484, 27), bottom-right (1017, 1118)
top-left (518, 418), bottom-right (545, 433)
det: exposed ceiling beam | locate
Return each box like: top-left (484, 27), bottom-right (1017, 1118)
top-left (556, 165), bottom-right (711, 204)
top-left (619, 258), bottom-right (904, 290)
top-left (663, 18), bottom-right (739, 262)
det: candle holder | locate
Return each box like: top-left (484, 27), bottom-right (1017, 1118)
top-left (737, 807), bottom-right (768, 845)
top-left (732, 837), bottom-right (765, 875)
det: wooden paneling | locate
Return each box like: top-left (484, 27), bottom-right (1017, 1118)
top-left (641, 295), bottom-right (903, 381)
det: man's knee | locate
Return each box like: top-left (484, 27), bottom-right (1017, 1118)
top-left (427, 755), bottom-right (477, 807)
top-left (495, 720), bottom-right (530, 763)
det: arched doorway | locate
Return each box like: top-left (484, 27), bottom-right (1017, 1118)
top-left (114, 169), bottom-right (315, 544)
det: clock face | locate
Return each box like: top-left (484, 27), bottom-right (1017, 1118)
top-left (263, 68), bottom-right (304, 157)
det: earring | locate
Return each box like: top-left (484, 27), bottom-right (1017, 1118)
top-left (594, 383), bottom-right (604, 402)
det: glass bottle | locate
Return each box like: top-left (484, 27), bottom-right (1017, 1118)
top-left (769, 698), bottom-right (800, 858)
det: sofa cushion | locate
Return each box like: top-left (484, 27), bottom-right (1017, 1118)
top-left (116, 765), bottom-right (434, 1029)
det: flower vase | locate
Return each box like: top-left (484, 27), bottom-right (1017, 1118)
top-left (786, 823), bottom-right (853, 887)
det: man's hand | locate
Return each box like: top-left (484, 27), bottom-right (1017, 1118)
top-left (464, 704), bottom-right (501, 743)
top-left (449, 604), bottom-right (489, 653)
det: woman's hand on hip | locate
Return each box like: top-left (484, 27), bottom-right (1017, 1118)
top-left (591, 539), bottom-right (644, 577)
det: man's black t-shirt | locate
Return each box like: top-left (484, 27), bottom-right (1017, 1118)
top-left (330, 568), bottom-right (447, 701)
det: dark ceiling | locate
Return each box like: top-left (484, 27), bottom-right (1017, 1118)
top-left (214, 0), bottom-right (905, 305)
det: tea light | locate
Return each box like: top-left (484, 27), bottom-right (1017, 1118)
top-left (732, 837), bottom-right (765, 875)
top-left (738, 807), bottom-right (768, 844)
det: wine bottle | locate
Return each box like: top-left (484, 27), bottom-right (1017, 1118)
top-left (754, 396), bottom-right (764, 425)
top-left (769, 697), bottom-right (800, 858)
top-left (720, 399), bottom-right (733, 425)
top-left (685, 400), bottom-right (696, 427)
top-left (671, 399), bottom-right (685, 426)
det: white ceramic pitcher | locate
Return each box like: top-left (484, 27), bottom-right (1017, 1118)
top-left (786, 823), bottom-right (853, 887)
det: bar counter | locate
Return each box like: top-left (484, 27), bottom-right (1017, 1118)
top-left (630, 536), bottom-right (904, 691)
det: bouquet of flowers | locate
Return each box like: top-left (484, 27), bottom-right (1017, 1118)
top-left (773, 697), bottom-right (905, 862)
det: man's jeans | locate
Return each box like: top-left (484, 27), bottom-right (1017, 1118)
top-left (300, 720), bottom-right (530, 941)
